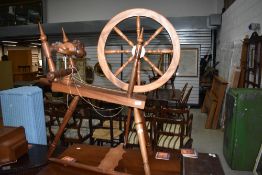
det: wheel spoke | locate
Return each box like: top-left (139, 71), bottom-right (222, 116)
top-left (136, 16), bottom-right (141, 41)
top-left (144, 26), bottom-right (164, 47)
top-left (137, 60), bottom-right (141, 85)
top-left (105, 49), bottom-right (131, 54)
top-left (113, 26), bottom-right (134, 47)
top-left (146, 49), bottom-right (173, 54)
top-left (114, 56), bottom-right (134, 76)
top-left (97, 8), bottom-right (180, 93)
top-left (143, 55), bottom-right (164, 76)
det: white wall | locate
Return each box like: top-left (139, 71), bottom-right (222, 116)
top-left (216, 0), bottom-right (262, 81)
top-left (46, 0), bottom-right (219, 23)
top-left (216, 0), bottom-right (224, 14)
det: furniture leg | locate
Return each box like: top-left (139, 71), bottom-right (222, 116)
top-left (141, 110), bottom-right (153, 155)
top-left (124, 107), bottom-right (132, 147)
top-left (133, 108), bottom-right (151, 175)
top-left (48, 96), bottom-right (80, 157)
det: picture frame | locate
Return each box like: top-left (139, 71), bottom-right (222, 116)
top-left (176, 47), bottom-right (199, 77)
top-left (253, 144), bottom-right (262, 175)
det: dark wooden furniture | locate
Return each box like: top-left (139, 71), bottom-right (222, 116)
top-left (147, 88), bottom-right (182, 104)
top-left (201, 75), bottom-right (228, 129)
top-left (175, 83), bottom-right (188, 100)
top-left (175, 86), bottom-right (193, 109)
top-left (0, 126), bottom-right (28, 165)
top-left (0, 144), bottom-right (49, 175)
top-left (126, 105), bottom-right (155, 148)
top-left (13, 71), bottom-right (38, 82)
top-left (44, 100), bottom-right (91, 145)
top-left (153, 108), bottom-right (193, 152)
top-left (44, 100), bottom-right (67, 144)
top-left (183, 153), bottom-right (225, 175)
top-left (88, 102), bottom-right (124, 147)
top-left (37, 144), bottom-right (181, 175)
top-left (0, 61), bottom-right (13, 90)
top-left (238, 32), bottom-right (262, 88)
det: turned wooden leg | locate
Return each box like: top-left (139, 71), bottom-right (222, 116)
top-left (134, 108), bottom-right (151, 175)
top-left (48, 96), bottom-right (80, 157)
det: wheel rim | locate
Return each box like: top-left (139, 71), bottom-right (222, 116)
top-left (97, 8), bottom-right (180, 93)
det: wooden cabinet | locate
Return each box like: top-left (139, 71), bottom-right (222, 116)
top-left (239, 32), bottom-right (262, 88)
top-left (8, 50), bottom-right (32, 73)
top-left (0, 61), bottom-right (13, 90)
top-left (8, 49), bottom-right (38, 82)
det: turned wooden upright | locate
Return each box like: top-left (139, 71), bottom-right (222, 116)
top-left (39, 24), bottom-right (150, 175)
top-left (39, 8), bottom-right (180, 175)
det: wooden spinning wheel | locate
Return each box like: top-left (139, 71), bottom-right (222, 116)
top-left (98, 8), bottom-right (180, 93)
top-left (38, 8), bottom-right (181, 175)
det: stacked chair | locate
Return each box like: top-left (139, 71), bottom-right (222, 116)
top-left (175, 85), bottom-right (193, 109)
top-left (44, 99), bottom-right (92, 146)
top-left (89, 101), bottom-right (125, 147)
top-left (153, 108), bottom-right (193, 152)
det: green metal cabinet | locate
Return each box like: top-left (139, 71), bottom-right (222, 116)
top-left (223, 88), bottom-right (262, 171)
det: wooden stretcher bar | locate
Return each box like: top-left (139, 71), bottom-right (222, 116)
top-left (51, 82), bottom-right (146, 109)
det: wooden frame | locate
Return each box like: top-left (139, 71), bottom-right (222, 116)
top-left (239, 32), bottom-right (262, 88)
top-left (202, 75), bottom-right (228, 129)
top-left (176, 47), bottom-right (199, 77)
top-left (39, 8), bottom-right (181, 175)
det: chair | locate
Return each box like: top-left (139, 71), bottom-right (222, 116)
top-left (44, 100), bottom-right (92, 145)
top-left (149, 75), bottom-right (176, 98)
top-left (126, 107), bottom-right (155, 148)
top-left (63, 104), bottom-right (91, 145)
top-left (176, 85), bottom-right (193, 109)
top-left (89, 101), bottom-right (124, 147)
top-left (172, 83), bottom-right (188, 102)
top-left (153, 108), bottom-right (193, 152)
top-left (180, 83), bottom-right (188, 98)
top-left (126, 99), bottom-right (162, 148)
top-left (148, 75), bottom-right (160, 97)
top-left (44, 100), bottom-right (68, 144)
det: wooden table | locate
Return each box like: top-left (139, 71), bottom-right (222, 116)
top-left (183, 153), bottom-right (225, 175)
top-left (37, 144), bottom-right (181, 175)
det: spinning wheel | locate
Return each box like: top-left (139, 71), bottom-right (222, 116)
top-left (98, 8), bottom-right (180, 93)
top-left (39, 8), bottom-right (181, 175)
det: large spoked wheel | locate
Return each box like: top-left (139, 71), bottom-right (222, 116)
top-left (97, 8), bottom-right (180, 93)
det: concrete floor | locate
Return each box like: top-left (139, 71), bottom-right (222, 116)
top-left (0, 105), bottom-right (255, 174)
top-left (191, 108), bottom-right (253, 175)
